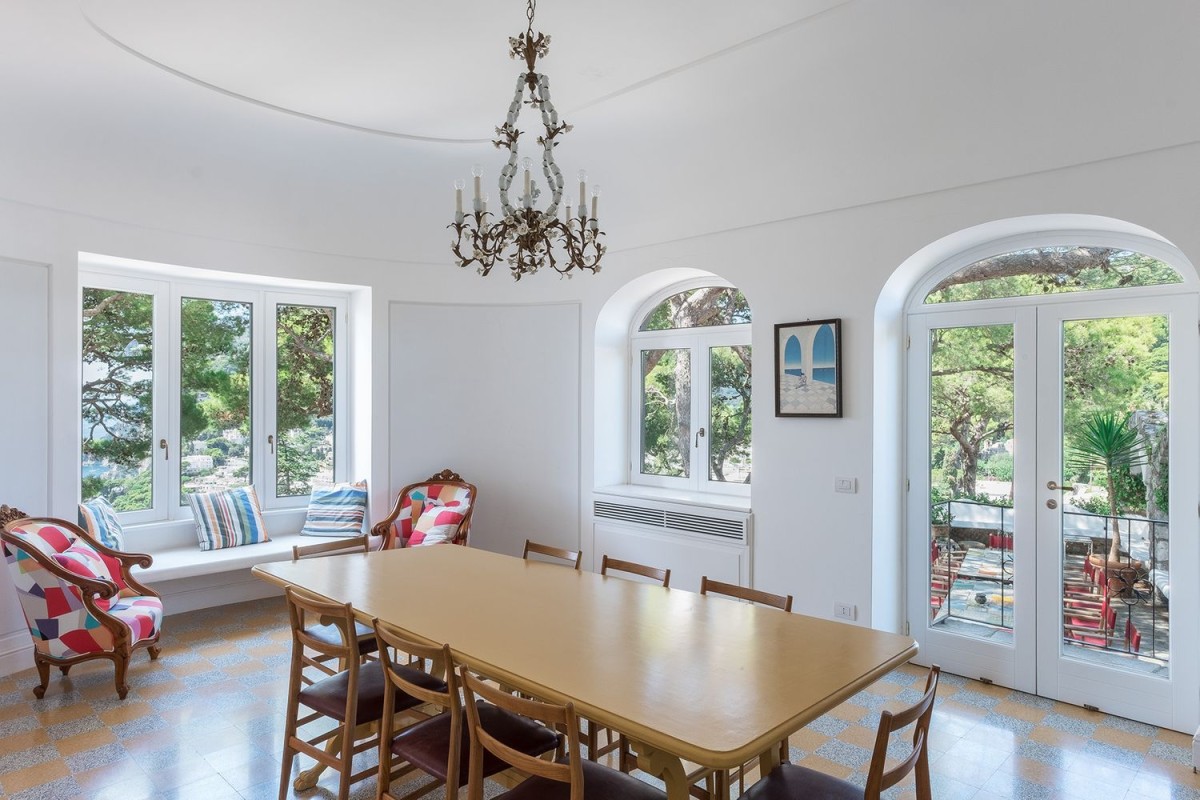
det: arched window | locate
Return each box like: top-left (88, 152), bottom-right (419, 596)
top-left (631, 284), bottom-right (751, 494)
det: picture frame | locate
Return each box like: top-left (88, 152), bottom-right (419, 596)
top-left (774, 318), bottom-right (842, 417)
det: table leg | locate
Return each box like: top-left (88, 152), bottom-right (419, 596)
top-left (626, 738), bottom-right (694, 800)
top-left (756, 740), bottom-right (783, 778)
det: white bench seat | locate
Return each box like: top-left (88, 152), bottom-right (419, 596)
top-left (137, 533), bottom-right (307, 584)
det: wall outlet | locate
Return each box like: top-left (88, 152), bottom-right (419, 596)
top-left (834, 601), bottom-right (857, 621)
top-left (834, 476), bottom-right (857, 493)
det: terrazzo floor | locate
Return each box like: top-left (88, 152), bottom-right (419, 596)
top-left (0, 597), bottom-right (1197, 799)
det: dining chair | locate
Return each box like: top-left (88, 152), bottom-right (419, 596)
top-left (458, 665), bottom-right (667, 800)
top-left (740, 665), bottom-right (942, 800)
top-left (692, 576), bottom-right (794, 793)
top-left (600, 555), bottom-right (670, 587)
top-left (374, 620), bottom-right (561, 800)
top-left (278, 585), bottom-right (447, 800)
top-left (291, 535), bottom-right (378, 679)
top-left (590, 554), bottom-right (672, 765)
top-left (522, 539), bottom-right (582, 569)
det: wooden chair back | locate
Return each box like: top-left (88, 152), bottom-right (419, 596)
top-left (373, 619), bottom-right (456, 711)
top-left (284, 585), bottom-right (358, 674)
top-left (600, 554), bottom-right (670, 587)
top-left (700, 576), bottom-right (793, 611)
top-left (865, 665), bottom-right (941, 798)
top-left (292, 534), bottom-right (370, 561)
top-left (523, 539), bottom-right (582, 569)
top-left (459, 665), bottom-right (576, 800)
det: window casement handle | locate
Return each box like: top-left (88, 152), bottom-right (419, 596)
top-left (159, 439), bottom-right (169, 460)
top-left (695, 427), bottom-right (706, 448)
top-left (267, 434), bottom-right (275, 454)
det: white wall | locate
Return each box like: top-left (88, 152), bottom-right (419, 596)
top-left (389, 302), bottom-right (581, 557)
top-left (0, 259), bottom-right (50, 674)
top-left (1, 141), bottom-right (1198, 642)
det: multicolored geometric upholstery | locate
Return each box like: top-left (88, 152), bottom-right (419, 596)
top-left (409, 501), bottom-right (471, 546)
top-left (77, 496), bottom-right (125, 550)
top-left (186, 485), bottom-right (270, 551)
top-left (1, 508), bottom-right (163, 700)
top-left (371, 470), bottom-right (477, 549)
top-left (299, 480), bottom-right (369, 537)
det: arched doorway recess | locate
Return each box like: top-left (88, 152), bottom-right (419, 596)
top-left (883, 216), bottom-right (1198, 732)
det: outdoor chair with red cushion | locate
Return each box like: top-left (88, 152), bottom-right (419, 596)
top-left (0, 505), bottom-right (163, 700)
top-left (371, 469), bottom-right (477, 550)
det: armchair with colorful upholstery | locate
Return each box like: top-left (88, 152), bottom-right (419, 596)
top-left (370, 469), bottom-right (477, 549)
top-left (0, 505), bottom-right (163, 700)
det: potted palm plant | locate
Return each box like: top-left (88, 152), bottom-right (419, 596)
top-left (1067, 411), bottom-right (1147, 597)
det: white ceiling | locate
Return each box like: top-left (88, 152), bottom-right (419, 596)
top-left (1, 1), bottom-right (1198, 265)
top-left (80, 0), bottom-right (846, 142)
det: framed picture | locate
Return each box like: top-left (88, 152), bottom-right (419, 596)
top-left (774, 318), bottom-right (842, 417)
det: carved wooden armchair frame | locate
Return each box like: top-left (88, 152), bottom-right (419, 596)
top-left (370, 469), bottom-right (478, 550)
top-left (0, 505), bottom-right (163, 699)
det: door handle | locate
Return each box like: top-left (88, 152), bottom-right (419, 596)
top-left (1046, 481), bottom-right (1074, 491)
top-left (268, 434), bottom-right (275, 454)
top-left (159, 439), bottom-right (169, 460)
top-left (694, 427), bottom-right (706, 448)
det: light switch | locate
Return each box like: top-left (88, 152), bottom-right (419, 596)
top-left (834, 477), bottom-right (857, 494)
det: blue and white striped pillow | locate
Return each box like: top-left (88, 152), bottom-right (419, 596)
top-left (300, 481), bottom-right (368, 537)
top-left (78, 496), bottom-right (125, 550)
top-left (186, 486), bottom-right (270, 551)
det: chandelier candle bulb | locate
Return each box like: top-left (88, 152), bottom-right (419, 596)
top-left (591, 185), bottom-right (600, 220)
top-left (577, 170), bottom-right (587, 208)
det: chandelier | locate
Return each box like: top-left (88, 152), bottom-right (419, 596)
top-left (450, 0), bottom-right (605, 280)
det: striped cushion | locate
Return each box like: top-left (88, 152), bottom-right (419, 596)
top-left (186, 486), bottom-right (270, 551)
top-left (78, 497), bottom-right (125, 550)
top-left (300, 481), bottom-right (368, 537)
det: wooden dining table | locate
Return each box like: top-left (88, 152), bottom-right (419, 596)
top-left (253, 545), bottom-right (917, 800)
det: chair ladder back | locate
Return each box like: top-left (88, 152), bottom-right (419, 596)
top-left (373, 619), bottom-right (456, 709)
top-left (699, 576), bottom-right (793, 611)
top-left (459, 666), bottom-right (578, 796)
top-left (292, 534), bottom-right (370, 560)
top-left (286, 586), bottom-right (358, 662)
top-left (865, 665), bottom-right (940, 798)
top-left (601, 555), bottom-right (670, 587)
top-left (523, 539), bottom-right (583, 569)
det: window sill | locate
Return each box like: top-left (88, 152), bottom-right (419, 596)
top-left (593, 484), bottom-right (750, 513)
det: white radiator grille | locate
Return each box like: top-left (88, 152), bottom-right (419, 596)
top-left (593, 501), bottom-right (748, 544)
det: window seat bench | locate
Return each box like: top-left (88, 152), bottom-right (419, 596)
top-left (118, 509), bottom-right (313, 613)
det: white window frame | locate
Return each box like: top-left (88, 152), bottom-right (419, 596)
top-left (79, 269), bottom-right (349, 522)
top-left (628, 279), bottom-right (751, 497)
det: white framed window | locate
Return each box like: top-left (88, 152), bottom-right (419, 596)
top-left (630, 281), bottom-right (751, 495)
top-left (80, 270), bottom-right (348, 522)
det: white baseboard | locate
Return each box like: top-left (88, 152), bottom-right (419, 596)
top-left (1193, 725), bottom-right (1199, 772)
top-left (0, 630), bottom-right (35, 678)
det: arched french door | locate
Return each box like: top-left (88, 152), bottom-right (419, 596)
top-left (905, 239), bottom-right (1199, 731)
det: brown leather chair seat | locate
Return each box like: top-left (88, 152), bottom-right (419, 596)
top-left (390, 699), bottom-right (560, 784)
top-left (298, 661), bottom-right (446, 723)
top-left (499, 757), bottom-right (668, 800)
top-left (740, 764), bottom-right (864, 800)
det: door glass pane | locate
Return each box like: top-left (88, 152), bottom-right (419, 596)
top-left (709, 345), bottom-right (751, 484)
top-left (180, 298), bottom-right (252, 502)
top-left (928, 324), bottom-right (1015, 643)
top-left (1061, 315), bottom-right (1169, 675)
top-left (924, 246), bottom-right (1181, 304)
top-left (640, 348), bottom-right (691, 477)
top-left (81, 288), bottom-right (155, 511)
top-left (276, 304), bottom-right (336, 497)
